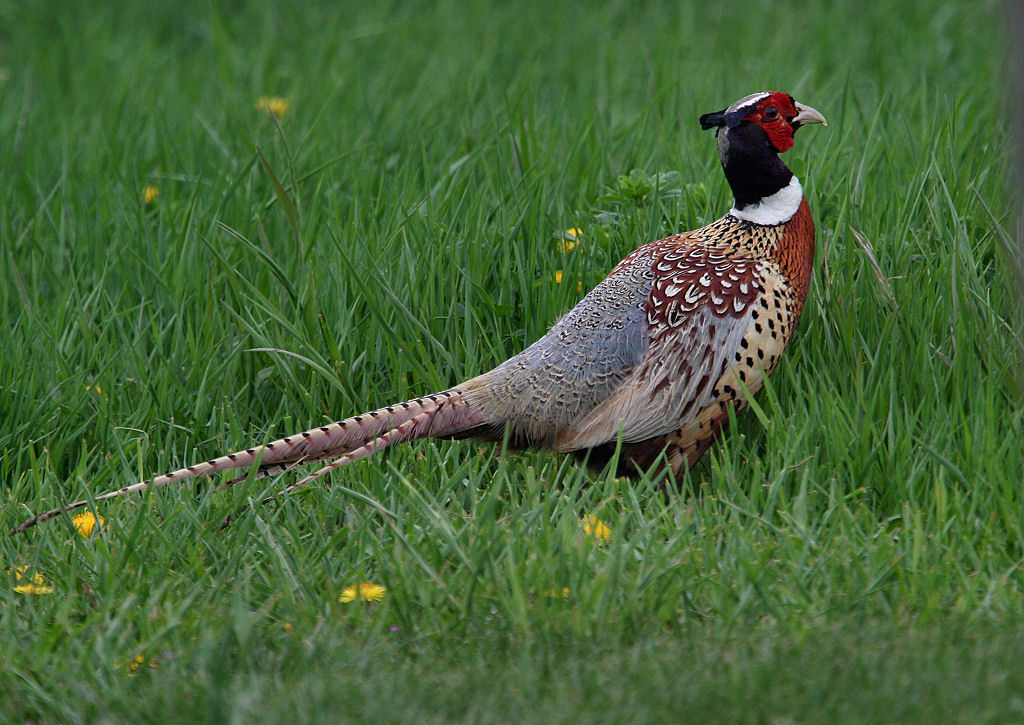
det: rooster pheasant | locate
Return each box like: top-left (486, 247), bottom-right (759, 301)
top-left (12, 91), bottom-right (826, 534)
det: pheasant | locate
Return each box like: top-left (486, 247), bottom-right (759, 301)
top-left (12, 91), bottom-right (826, 534)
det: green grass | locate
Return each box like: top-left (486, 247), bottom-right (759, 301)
top-left (2, 0), bottom-right (1022, 722)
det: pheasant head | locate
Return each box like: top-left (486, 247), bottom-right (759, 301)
top-left (700, 91), bottom-right (827, 224)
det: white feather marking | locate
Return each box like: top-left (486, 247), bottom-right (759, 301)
top-left (684, 285), bottom-right (701, 305)
top-left (726, 91), bottom-right (771, 115)
top-left (699, 272), bottom-right (713, 287)
top-left (730, 176), bottom-right (803, 226)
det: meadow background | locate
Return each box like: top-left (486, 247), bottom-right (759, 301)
top-left (2, 0), bottom-right (1022, 721)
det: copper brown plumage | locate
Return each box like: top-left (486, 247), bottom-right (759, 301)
top-left (11, 91), bottom-right (827, 534)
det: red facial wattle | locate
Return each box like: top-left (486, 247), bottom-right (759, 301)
top-left (745, 92), bottom-right (800, 153)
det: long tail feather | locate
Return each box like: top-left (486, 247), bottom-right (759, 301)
top-left (11, 388), bottom-right (484, 535)
top-left (216, 396), bottom-right (481, 528)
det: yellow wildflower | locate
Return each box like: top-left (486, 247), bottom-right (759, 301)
top-left (583, 515), bottom-right (611, 543)
top-left (552, 270), bottom-right (583, 293)
top-left (256, 96), bottom-right (290, 118)
top-left (544, 587), bottom-right (571, 598)
top-left (72, 512), bottom-right (104, 537)
top-left (127, 653), bottom-right (146, 675)
top-left (12, 566), bottom-right (54, 595)
top-left (558, 228), bottom-right (582, 253)
top-left (118, 653), bottom-right (159, 676)
top-left (115, 653), bottom-right (158, 676)
top-left (85, 383), bottom-right (109, 401)
top-left (339, 582), bottom-right (387, 603)
top-left (142, 186), bottom-right (159, 204)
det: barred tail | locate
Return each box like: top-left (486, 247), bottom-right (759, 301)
top-left (10, 388), bottom-right (485, 535)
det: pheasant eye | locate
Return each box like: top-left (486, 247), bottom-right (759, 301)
top-left (763, 106), bottom-right (779, 120)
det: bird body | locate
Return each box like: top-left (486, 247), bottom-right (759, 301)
top-left (12, 91), bottom-right (826, 534)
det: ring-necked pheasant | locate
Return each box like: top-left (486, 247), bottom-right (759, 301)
top-left (12, 91), bottom-right (826, 534)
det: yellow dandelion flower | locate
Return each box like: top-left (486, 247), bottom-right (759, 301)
top-left (85, 383), bottom-right (109, 401)
top-left (339, 582), bottom-right (387, 603)
top-left (142, 186), bottom-right (159, 204)
top-left (576, 280), bottom-right (583, 294)
top-left (115, 653), bottom-right (160, 676)
top-left (554, 270), bottom-right (564, 284)
top-left (558, 228), bottom-right (582, 253)
top-left (583, 515), bottom-right (611, 543)
top-left (544, 587), bottom-right (571, 598)
top-left (116, 653), bottom-right (153, 676)
top-left (72, 512), bottom-right (104, 537)
top-left (256, 96), bottom-right (290, 118)
top-left (12, 566), bottom-right (54, 595)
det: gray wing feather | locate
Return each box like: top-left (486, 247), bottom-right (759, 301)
top-left (464, 250), bottom-right (655, 444)
top-left (554, 304), bottom-right (757, 450)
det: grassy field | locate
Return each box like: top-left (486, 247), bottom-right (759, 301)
top-left (2, 0), bottom-right (1022, 722)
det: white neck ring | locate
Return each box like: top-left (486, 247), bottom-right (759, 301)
top-left (730, 176), bottom-right (803, 226)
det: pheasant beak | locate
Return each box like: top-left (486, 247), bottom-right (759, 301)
top-left (792, 102), bottom-right (828, 127)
